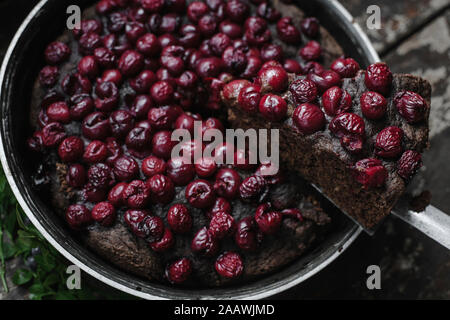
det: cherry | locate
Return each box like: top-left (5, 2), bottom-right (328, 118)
top-left (209, 211), bottom-right (236, 240)
top-left (307, 70), bottom-right (341, 93)
top-left (213, 168), bottom-right (241, 200)
top-left (235, 217), bottom-right (261, 251)
top-left (329, 113), bottom-right (366, 153)
top-left (113, 156), bottom-right (139, 181)
top-left (47, 102), bottom-right (71, 124)
top-left (375, 126), bottom-right (404, 158)
top-left (300, 17), bottom-right (319, 38)
top-left (191, 227), bottom-right (219, 256)
top-left (321, 86), bottom-right (352, 116)
top-left (87, 163), bottom-right (114, 190)
top-left (360, 91), bottom-right (387, 120)
top-left (206, 198), bottom-right (232, 219)
top-left (91, 201), bottom-right (116, 226)
top-left (66, 164), bottom-right (87, 188)
top-left (239, 175), bottom-right (268, 202)
top-left (94, 47), bottom-right (117, 69)
top-left (69, 94), bottom-right (94, 121)
top-left (136, 33), bottom-right (161, 56)
top-left (289, 78), bottom-right (318, 104)
top-left (225, 0), bottom-right (249, 22)
top-left (39, 66), bottom-right (59, 87)
top-left (140, 215), bottom-right (165, 243)
top-left (364, 62), bottom-right (392, 95)
top-left (124, 209), bottom-right (149, 237)
top-left (65, 204), bottom-right (92, 230)
top-left (258, 93), bottom-right (287, 121)
top-left (109, 110), bottom-right (135, 139)
top-left (187, 1), bottom-right (209, 22)
top-left (394, 90), bottom-right (429, 124)
top-left (283, 59), bottom-right (302, 74)
top-left (397, 150), bottom-right (422, 180)
top-left (45, 41), bottom-right (71, 65)
top-left (276, 17), bottom-right (301, 44)
top-left (152, 130), bottom-right (178, 159)
top-left (215, 252), bottom-right (243, 278)
top-left (256, 65), bottom-right (288, 93)
top-left (244, 17), bottom-right (270, 46)
top-left (330, 57), bottom-right (360, 78)
top-left (79, 32), bottom-right (102, 55)
top-left (167, 204), bottom-right (192, 234)
top-left (195, 157), bottom-right (217, 178)
top-left (185, 179), bottom-right (216, 208)
top-left (118, 50), bottom-right (144, 76)
top-left (58, 136), bottom-right (84, 162)
top-left (42, 122), bottom-right (66, 147)
top-left (353, 158), bottom-right (387, 188)
top-left (256, 2), bottom-right (281, 22)
top-left (166, 258), bottom-right (192, 284)
top-left (292, 103), bottom-right (325, 134)
top-left (299, 40), bottom-right (321, 61)
top-left (82, 112), bottom-right (110, 140)
top-left (148, 174), bottom-right (175, 204)
top-left (123, 180), bottom-right (151, 208)
top-left (150, 81), bottom-right (174, 105)
top-left (254, 203), bottom-right (282, 235)
top-left (142, 155), bottom-right (166, 177)
top-left (150, 228), bottom-right (175, 252)
top-left (126, 126), bottom-right (152, 151)
top-left (108, 182), bottom-right (127, 207)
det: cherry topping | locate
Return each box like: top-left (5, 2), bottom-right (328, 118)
top-left (148, 174), bottom-right (175, 204)
top-left (209, 211), bottom-right (236, 239)
top-left (58, 136), bottom-right (84, 163)
top-left (185, 179), bottom-right (216, 208)
top-left (91, 201), bottom-right (116, 226)
top-left (364, 62), bottom-right (392, 95)
top-left (360, 91), bottom-right (387, 120)
top-left (215, 252), bottom-right (243, 278)
top-left (353, 158), bottom-right (387, 188)
top-left (150, 228), bottom-right (175, 252)
top-left (66, 204), bottom-right (92, 230)
top-left (123, 180), bottom-right (151, 208)
top-left (213, 168), bottom-right (241, 200)
top-left (397, 150), bottom-right (422, 180)
top-left (329, 113), bottom-right (366, 153)
top-left (254, 203), bottom-right (282, 235)
top-left (258, 93), bottom-right (287, 121)
top-left (292, 103), bottom-right (325, 134)
top-left (375, 126), bottom-right (404, 158)
top-left (166, 258), bottom-right (192, 284)
top-left (394, 90), bottom-right (429, 124)
top-left (191, 227), bottom-right (219, 256)
top-left (321, 86), bottom-right (352, 116)
top-left (330, 57), bottom-right (360, 78)
top-left (289, 78), bottom-right (318, 104)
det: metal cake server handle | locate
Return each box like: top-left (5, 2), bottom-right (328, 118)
top-left (311, 184), bottom-right (450, 250)
top-left (392, 204), bottom-right (450, 250)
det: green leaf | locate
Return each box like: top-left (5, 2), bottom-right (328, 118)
top-left (43, 273), bottom-right (59, 288)
top-left (12, 268), bottom-right (33, 285)
top-left (2, 241), bottom-right (16, 259)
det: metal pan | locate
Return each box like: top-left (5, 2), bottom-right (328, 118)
top-left (0, 0), bottom-right (379, 299)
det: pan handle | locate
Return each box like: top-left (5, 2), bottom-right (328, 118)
top-left (392, 204), bottom-right (450, 250)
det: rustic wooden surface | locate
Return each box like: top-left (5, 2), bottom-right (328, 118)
top-left (1, 0), bottom-right (449, 299)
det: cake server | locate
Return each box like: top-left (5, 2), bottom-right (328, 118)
top-left (311, 184), bottom-right (450, 250)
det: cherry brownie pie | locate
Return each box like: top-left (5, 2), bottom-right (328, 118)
top-left (27, 0), bottom-right (430, 286)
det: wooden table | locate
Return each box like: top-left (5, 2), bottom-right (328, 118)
top-left (0, 0), bottom-right (449, 299)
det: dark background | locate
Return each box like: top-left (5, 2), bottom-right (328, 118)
top-left (0, 0), bottom-right (449, 299)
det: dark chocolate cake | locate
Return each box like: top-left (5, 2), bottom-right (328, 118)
top-left (26, 0), bottom-right (430, 287)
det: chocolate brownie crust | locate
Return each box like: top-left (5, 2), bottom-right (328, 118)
top-left (226, 72), bottom-right (431, 229)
